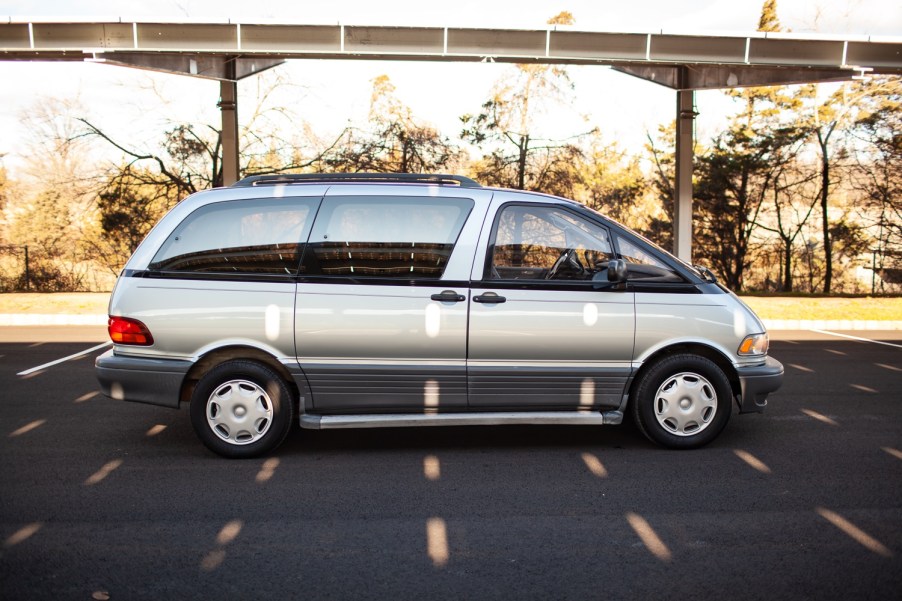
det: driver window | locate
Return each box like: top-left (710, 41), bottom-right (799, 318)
top-left (490, 205), bottom-right (613, 280)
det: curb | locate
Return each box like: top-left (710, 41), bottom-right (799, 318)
top-left (761, 319), bottom-right (902, 331)
top-left (2, 314), bottom-right (901, 330)
top-left (0, 314), bottom-right (108, 326)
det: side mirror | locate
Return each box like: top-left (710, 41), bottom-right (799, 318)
top-left (592, 259), bottom-right (628, 290)
top-left (607, 259), bottom-right (628, 283)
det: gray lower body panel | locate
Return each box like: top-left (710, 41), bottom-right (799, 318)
top-left (468, 365), bottom-right (628, 410)
top-left (95, 349), bottom-right (190, 409)
top-left (302, 363), bottom-right (467, 411)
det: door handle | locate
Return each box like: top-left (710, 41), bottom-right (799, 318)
top-left (473, 292), bottom-right (507, 304)
top-left (431, 290), bottom-right (466, 302)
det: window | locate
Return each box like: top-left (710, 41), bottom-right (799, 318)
top-left (302, 196), bottom-right (473, 278)
top-left (615, 235), bottom-right (683, 282)
top-left (489, 205), bottom-right (613, 281)
top-left (149, 198), bottom-right (318, 275)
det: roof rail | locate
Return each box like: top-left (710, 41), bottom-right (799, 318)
top-left (232, 173), bottom-right (481, 188)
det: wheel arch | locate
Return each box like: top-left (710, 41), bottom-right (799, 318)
top-left (629, 342), bottom-right (741, 405)
top-left (179, 345), bottom-right (299, 406)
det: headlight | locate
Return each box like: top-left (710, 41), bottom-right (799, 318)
top-left (738, 333), bottom-right (769, 356)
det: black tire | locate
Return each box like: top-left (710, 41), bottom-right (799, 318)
top-left (630, 354), bottom-right (732, 449)
top-left (189, 360), bottom-right (295, 458)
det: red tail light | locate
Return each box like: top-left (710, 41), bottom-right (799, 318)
top-left (108, 316), bottom-right (154, 346)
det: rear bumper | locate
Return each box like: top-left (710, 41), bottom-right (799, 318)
top-left (736, 356), bottom-right (784, 414)
top-left (95, 349), bottom-right (191, 409)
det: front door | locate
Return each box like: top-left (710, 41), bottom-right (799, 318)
top-left (468, 203), bottom-right (635, 410)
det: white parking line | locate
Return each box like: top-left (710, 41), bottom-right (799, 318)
top-left (810, 329), bottom-right (902, 349)
top-left (16, 342), bottom-right (112, 377)
top-left (426, 517), bottom-right (449, 567)
top-left (789, 363), bottom-right (814, 373)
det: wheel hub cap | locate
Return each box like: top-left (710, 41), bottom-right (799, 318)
top-left (206, 379), bottom-right (273, 446)
top-left (653, 372), bottom-right (717, 437)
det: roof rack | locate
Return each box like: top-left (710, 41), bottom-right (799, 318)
top-left (232, 173), bottom-right (481, 188)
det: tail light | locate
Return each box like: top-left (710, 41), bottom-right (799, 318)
top-left (108, 316), bottom-right (154, 346)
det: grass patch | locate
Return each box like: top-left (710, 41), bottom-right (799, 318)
top-left (0, 293), bottom-right (109, 314)
top-left (739, 296), bottom-right (902, 321)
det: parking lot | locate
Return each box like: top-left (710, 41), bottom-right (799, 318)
top-left (1, 326), bottom-right (900, 600)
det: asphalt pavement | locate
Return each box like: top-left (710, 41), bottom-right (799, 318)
top-left (1, 327), bottom-right (900, 600)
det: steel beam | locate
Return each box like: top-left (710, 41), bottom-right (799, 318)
top-left (613, 64), bottom-right (859, 90)
top-left (1, 21), bottom-right (900, 78)
top-left (87, 51), bottom-right (283, 81)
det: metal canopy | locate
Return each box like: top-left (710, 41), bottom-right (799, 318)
top-left (3, 19), bottom-right (901, 261)
top-left (2, 20), bottom-right (900, 86)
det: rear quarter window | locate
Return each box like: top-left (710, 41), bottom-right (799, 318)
top-left (149, 198), bottom-right (319, 275)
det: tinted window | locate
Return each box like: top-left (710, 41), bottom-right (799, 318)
top-left (150, 198), bottom-right (318, 275)
top-left (490, 205), bottom-right (613, 281)
top-left (303, 196), bottom-right (473, 278)
top-left (615, 235), bottom-right (683, 282)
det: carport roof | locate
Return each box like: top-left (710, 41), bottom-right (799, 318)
top-left (1, 18), bottom-right (901, 89)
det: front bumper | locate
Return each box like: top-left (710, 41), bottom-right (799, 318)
top-left (736, 356), bottom-right (784, 414)
top-left (95, 349), bottom-right (192, 409)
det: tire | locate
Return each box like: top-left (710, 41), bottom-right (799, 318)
top-left (630, 354), bottom-right (733, 449)
top-left (189, 360), bottom-right (295, 458)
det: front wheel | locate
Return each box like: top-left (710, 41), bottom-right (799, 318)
top-left (630, 354), bottom-right (733, 449)
top-left (189, 360), bottom-right (295, 458)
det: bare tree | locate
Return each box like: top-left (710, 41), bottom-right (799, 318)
top-left (460, 11), bottom-right (595, 197)
top-left (847, 76), bottom-right (902, 290)
top-left (321, 75), bottom-right (463, 174)
top-left (754, 159), bottom-right (820, 291)
top-left (693, 87), bottom-right (802, 291)
top-left (1, 96), bottom-right (100, 290)
top-left (576, 135), bottom-right (650, 230)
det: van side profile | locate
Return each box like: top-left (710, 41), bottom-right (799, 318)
top-left (96, 173), bottom-right (783, 458)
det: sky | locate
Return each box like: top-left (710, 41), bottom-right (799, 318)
top-left (1, 0), bottom-right (900, 177)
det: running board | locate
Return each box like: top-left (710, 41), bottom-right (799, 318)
top-left (300, 410), bottom-right (623, 430)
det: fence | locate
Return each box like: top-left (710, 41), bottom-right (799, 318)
top-left (0, 244), bottom-right (117, 292)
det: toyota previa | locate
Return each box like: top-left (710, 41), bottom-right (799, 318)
top-left (96, 173), bottom-right (783, 458)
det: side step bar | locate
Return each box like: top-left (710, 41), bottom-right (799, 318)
top-left (300, 410), bottom-right (623, 430)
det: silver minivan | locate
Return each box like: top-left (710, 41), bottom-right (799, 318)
top-left (96, 173), bottom-right (783, 458)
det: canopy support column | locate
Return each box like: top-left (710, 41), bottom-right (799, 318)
top-left (218, 77), bottom-right (239, 187)
top-left (674, 79), bottom-right (695, 263)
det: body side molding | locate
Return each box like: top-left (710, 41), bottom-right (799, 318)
top-left (300, 410), bottom-right (624, 429)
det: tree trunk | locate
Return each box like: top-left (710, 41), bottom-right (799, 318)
top-left (782, 238), bottom-right (793, 292)
top-left (820, 161), bottom-right (832, 293)
top-left (818, 131), bottom-right (833, 294)
top-left (517, 135), bottom-right (529, 189)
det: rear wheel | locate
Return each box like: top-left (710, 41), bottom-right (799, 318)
top-left (631, 354), bottom-right (732, 449)
top-left (189, 360), bottom-right (294, 458)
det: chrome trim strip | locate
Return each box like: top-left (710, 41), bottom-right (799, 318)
top-left (300, 410), bottom-right (618, 429)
